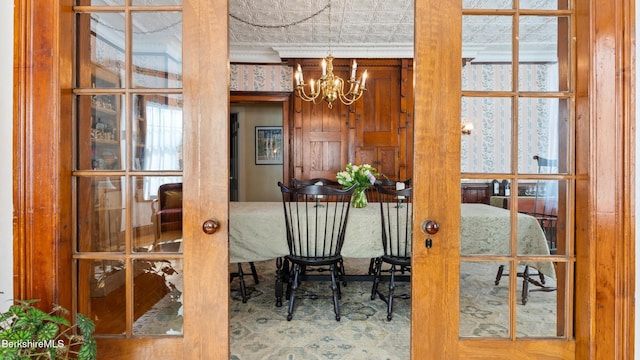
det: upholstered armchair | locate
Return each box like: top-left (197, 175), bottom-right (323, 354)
top-left (152, 182), bottom-right (183, 243)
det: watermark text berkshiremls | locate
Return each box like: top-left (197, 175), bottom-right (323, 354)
top-left (2, 339), bottom-right (65, 349)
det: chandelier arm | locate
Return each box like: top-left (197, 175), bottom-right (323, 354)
top-left (346, 81), bottom-right (360, 95)
top-left (337, 90), bottom-right (362, 106)
top-left (296, 84), bottom-right (322, 102)
top-left (336, 79), bottom-right (364, 105)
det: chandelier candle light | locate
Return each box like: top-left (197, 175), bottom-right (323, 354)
top-left (295, 56), bottom-right (368, 109)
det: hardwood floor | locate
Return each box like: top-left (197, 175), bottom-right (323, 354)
top-left (88, 227), bottom-right (180, 335)
top-left (91, 269), bottom-right (170, 334)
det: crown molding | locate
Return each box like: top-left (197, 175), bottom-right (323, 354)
top-left (230, 44), bottom-right (557, 64)
top-left (230, 44), bottom-right (414, 63)
top-left (230, 46), bottom-right (284, 63)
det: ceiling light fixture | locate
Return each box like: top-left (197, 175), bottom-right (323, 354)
top-left (294, 56), bottom-right (367, 109)
top-left (293, 1), bottom-right (367, 109)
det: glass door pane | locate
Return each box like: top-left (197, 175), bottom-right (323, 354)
top-left (74, 3), bottom-right (184, 338)
top-left (460, 0), bottom-right (573, 340)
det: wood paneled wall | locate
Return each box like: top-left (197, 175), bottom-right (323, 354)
top-left (287, 58), bottom-right (413, 182)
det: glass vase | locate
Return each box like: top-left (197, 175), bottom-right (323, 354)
top-left (351, 188), bottom-right (368, 208)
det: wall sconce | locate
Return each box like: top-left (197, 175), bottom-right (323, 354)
top-left (461, 122), bottom-right (474, 135)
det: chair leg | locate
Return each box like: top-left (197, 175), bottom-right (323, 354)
top-left (368, 257), bottom-right (378, 275)
top-left (249, 262), bottom-right (259, 284)
top-left (285, 264), bottom-right (295, 300)
top-left (337, 258), bottom-right (347, 286)
top-left (287, 264), bottom-right (300, 321)
top-left (521, 266), bottom-right (530, 305)
top-left (236, 263), bottom-right (248, 303)
top-left (230, 262), bottom-right (260, 303)
top-left (495, 264), bottom-right (505, 285)
top-left (371, 258), bottom-right (383, 300)
top-left (386, 265), bottom-right (397, 321)
top-left (330, 264), bottom-right (341, 321)
top-left (275, 257), bottom-right (284, 307)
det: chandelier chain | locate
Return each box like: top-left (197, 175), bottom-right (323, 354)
top-left (90, 15), bottom-right (181, 34)
top-left (289, 0), bottom-right (367, 109)
top-left (229, 2), bottom-right (330, 29)
top-left (328, 0), bottom-right (332, 54)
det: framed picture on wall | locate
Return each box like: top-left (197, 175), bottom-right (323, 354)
top-left (255, 126), bottom-right (283, 165)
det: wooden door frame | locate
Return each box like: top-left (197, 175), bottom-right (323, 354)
top-left (13, 0), bottom-right (74, 309)
top-left (573, 0), bottom-right (636, 358)
top-left (13, 0), bottom-right (634, 358)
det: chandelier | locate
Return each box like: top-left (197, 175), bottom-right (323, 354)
top-left (294, 56), bottom-right (367, 109)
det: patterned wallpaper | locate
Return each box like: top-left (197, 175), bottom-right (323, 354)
top-left (229, 62), bottom-right (560, 175)
top-left (461, 63), bottom-right (560, 174)
top-left (92, 33), bottom-right (558, 176)
top-left (93, 35), bottom-right (125, 84)
top-left (230, 64), bottom-right (293, 92)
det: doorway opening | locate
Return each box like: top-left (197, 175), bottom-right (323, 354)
top-left (229, 102), bottom-right (284, 202)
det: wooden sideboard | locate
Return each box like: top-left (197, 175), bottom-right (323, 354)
top-left (460, 182), bottom-right (491, 204)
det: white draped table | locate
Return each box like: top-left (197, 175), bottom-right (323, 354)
top-left (229, 202), bottom-right (554, 277)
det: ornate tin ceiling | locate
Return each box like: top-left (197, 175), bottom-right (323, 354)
top-left (229, 0), bottom-right (414, 62)
top-left (95, 0), bottom-right (560, 63)
top-left (229, 0), bottom-right (560, 63)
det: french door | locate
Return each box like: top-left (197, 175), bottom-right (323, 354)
top-left (72, 0), bottom-right (229, 357)
top-left (68, 0), bottom-right (590, 358)
top-left (412, 0), bottom-right (576, 358)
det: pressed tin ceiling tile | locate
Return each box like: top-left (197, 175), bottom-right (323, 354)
top-left (95, 0), bottom-right (561, 63)
top-left (228, 0), bottom-right (559, 62)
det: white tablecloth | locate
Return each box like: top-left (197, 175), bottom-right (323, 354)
top-left (229, 202), bottom-right (554, 276)
top-left (460, 203), bottom-right (554, 276)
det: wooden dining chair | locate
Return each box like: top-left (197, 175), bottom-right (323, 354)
top-left (291, 177), bottom-right (341, 188)
top-left (370, 182), bottom-right (413, 320)
top-left (278, 181), bottom-right (356, 321)
top-left (367, 178), bottom-right (412, 276)
top-left (494, 155), bottom-right (558, 304)
top-left (291, 177), bottom-right (348, 284)
top-left (530, 155), bottom-right (559, 255)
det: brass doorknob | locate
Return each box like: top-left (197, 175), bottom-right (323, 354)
top-left (422, 220), bottom-right (439, 234)
top-left (202, 219), bottom-right (220, 234)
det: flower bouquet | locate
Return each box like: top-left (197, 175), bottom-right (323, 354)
top-left (336, 163), bottom-right (377, 208)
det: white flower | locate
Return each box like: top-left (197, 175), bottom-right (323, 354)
top-left (366, 171), bottom-right (376, 185)
top-left (336, 163), bottom-right (378, 190)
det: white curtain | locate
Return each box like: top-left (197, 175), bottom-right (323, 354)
top-left (143, 102), bottom-right (183, 200)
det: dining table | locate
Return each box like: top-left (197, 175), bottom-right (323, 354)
top-left (229, 201), bottom-right (554, 305)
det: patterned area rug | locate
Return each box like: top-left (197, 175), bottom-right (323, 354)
top-left (133, 289), bottom-right (183, 335)
top-left (459, 261), bottom-right (557, 338)
top-left (133, 258), bottom-right (558, 358)
top-left (230, 259), bottom-right (558, 359)
top-left (230, 259), bottom-right (410, 360)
